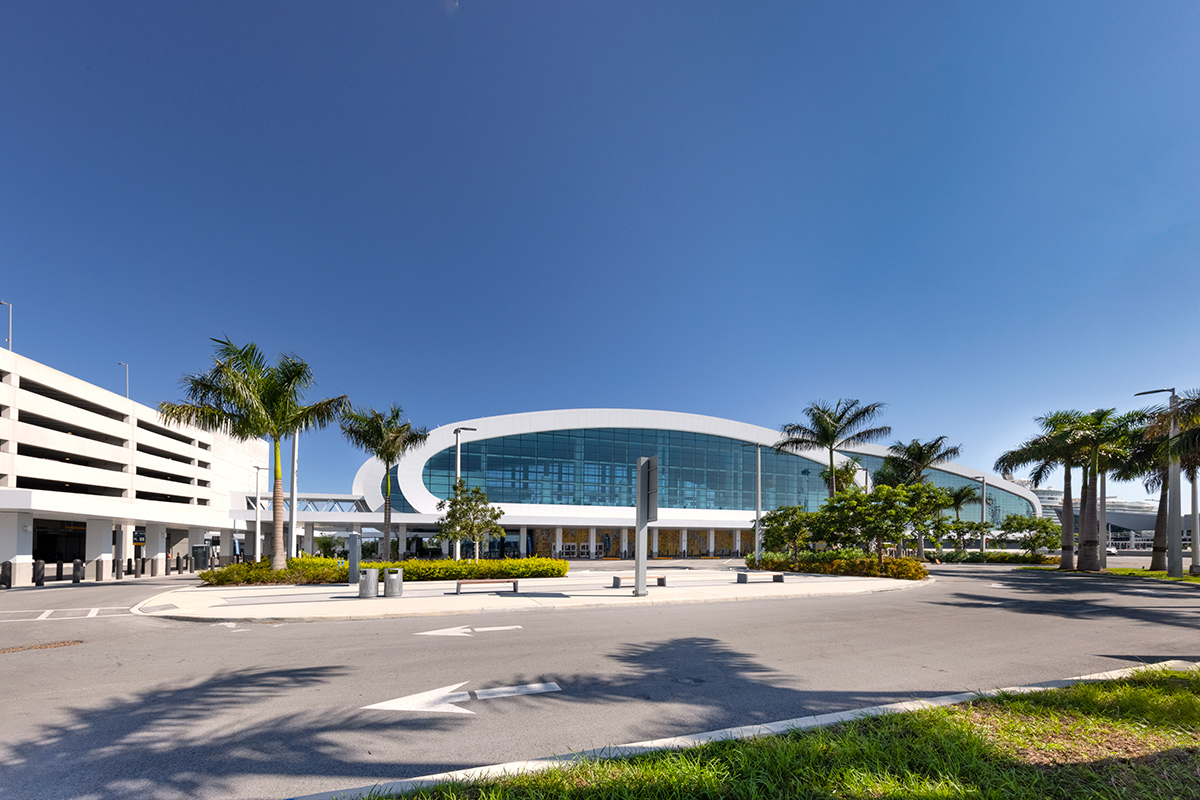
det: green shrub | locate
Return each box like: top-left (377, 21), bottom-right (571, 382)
top-left (199, 556), bottom-right (568, 586)
top-left (745, 553), bottom-right (928, 580)
top-left (925, 550), bottom-right (1060, 565)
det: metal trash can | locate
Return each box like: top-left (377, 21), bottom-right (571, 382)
top-left (358, 567), bottom-right (379, 598)
top-left (384, 568), bottom-right (402, 597)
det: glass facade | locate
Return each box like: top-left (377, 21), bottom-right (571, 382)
top-left (386, 428), bottom-right (827, 513)
top-left (843, 452), bottom-right (1035, 524)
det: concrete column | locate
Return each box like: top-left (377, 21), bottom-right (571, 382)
top-left (218, 529), bottom-right (234, 565)
top-left (519, 526), bottom-right (527, 557)
top-left (304, 523), bottom-right (316, 556)
top-left (735, 530), bottom-right (742, 555)
top-left (680, 529), bottom-right (688, 557)
top-left (621, 528), bottom-right (628, 557)
top-left (84, 518), bottom-right (112, 581)
top-left (187, 527), bottom-right (205, 565)
top-left (588, 527), bottom-right (597, 560)
top-left (651, 528), bottom-right (659, 557)
top-left (441, 538), bottom-right (450, 557)
top-left (393, 524), bottom-right (405, 559)
top-left (555, 527), bottom-right (563, 556)
top-left (146, 523), bottom-right (167, 576)
top-left (708, 528), bottom-right (716, 556)
top-left (0, 512), bottom-right (35, 586)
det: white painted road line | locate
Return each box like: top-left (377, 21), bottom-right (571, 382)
top-left (415, 625), bottom-right (524, 637)
top-left (36, 610), bottom-right (53, 620)
top-left (363, 681), bottom-right (561, 714)
top-left (86, 607), bottom-right (99, 618)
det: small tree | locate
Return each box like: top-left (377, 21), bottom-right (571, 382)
top-left (1000, 514), bottom-right (1061, 556)
top-left (760, 506), bottom-right (816, 560)
top-left (819, 484), bottom-right (912, 572)
top-left (437, 479), bottom-right (506, 562)
top-left (314, 535), bottom-right (339, 559)
top-left (947, 519), bottom-right (991, 551)
top-left (905, 483), bottom-right (953, 557)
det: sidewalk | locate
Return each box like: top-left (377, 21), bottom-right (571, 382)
top-left (131, 562), bottom-right (930, 622)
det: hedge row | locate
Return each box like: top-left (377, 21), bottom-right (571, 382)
top-left (199, 556), bottom-right (569, 586)
top-left (746, 553), bottom-right (928, 581)
top-left (930, 550), bottom-right (1061, 565)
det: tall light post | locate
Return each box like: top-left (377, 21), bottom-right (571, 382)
top-left (0, 300), bottom-right (10, 350)
top-left (452, 427), bottom-right (476, 561)
top-left (973, 476), bottom-right (988, 551)
top-left (742, 443), bottom-right (762, 563)
top-left (1191, 472), bottom-right (1199, 575)
top-left (253, 465), bottom-right (268, 562)
top-left (1136, 388), bottom-right (1182, 578)
top-left (117, 362), bottom-right (129, 398)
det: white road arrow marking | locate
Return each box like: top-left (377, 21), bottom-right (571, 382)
top-left (414, 625), bottom-right (524, 637)
top-left (362, 681), bottom-right (561, 714)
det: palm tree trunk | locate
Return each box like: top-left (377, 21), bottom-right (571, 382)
top-left (1150, 478), bottom-right (1169, 571)
top-left (270, 437), bottom-right (287, 571)
top-left (1078, 458), bottom-right (1101, 571)
top-left (828, 449), bottom-right (837, 496)
top-left (382, 490), bottom-right (392, 563)
top-left (1060, 466), bottom-right (1075, 570)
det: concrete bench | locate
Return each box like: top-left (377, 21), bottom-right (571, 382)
top-left (455, 578), bottom-right (519, 595)
top-left (737, 572), bottom-right (784, 583)
top-left (611, 575), bottom-right (666, 588)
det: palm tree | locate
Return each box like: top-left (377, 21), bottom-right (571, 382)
top-left (341, 404), bottom-right (428, 562)
top-left (994, 410), bottom-right (1084, 570)
top-left (947, 484), bottom-right (978, 521)
top-left (776, 399), bottom-right (891, 496)
top-left (1074, 409), bottom-right (1145, 571)
top-left (885, 436), bottom-right (963, 485)
top-left (159, 338), bottom-right (348, 570)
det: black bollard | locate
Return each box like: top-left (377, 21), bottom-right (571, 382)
top-left (34, 560), bottom-right (45, 587)
top-left (134, 558), bottom-right (142, 578)
top-left (126, 557), bottom-right (133, 573)
top-left (114, 558), bottom-right (123, 579)
top-left (95, 559), bottom-right (103, 581)
top-left (175, 554), bottom-right (182, 574)
top-left (56, 560), bottom-right (64, 581)
top-left (72, 559), bottom-right (83, 583)
top-left (150, 558), bottom-right (159, 577)
top-left (0, 561), bottom-right (11, 589)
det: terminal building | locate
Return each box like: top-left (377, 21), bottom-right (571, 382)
top-left (1, 350), bottom-right (1042, 584)
top-left (349, 409), bottom-right (1041, 559)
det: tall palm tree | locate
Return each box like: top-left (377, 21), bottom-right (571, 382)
top-left (159, 338), bottom-right (348, 570)
top-left (1074, 409), bottom-right (1146, 571)
top-left (994, 410), bottom-right (1084, 570)
top-left (776, 399), bottom-right (891, 496)
top-left (885, 436), bottom-right (963, 485)
top-left (341, 404), bottom-right (428, 562)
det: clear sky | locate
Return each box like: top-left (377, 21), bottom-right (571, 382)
top-left (2, 1), bottom-right (1198, 501)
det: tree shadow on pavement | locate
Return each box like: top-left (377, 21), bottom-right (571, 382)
top-left (0, 665), bottom-right (464, 800)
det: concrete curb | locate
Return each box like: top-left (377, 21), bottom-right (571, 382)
top-left (130, 576), bottom-right (934, 624)
top-left (284, 659), bottom-right (1200, 800)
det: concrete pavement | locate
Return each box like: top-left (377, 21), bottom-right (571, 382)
top-left (130, 560), bottom-right (929, 622)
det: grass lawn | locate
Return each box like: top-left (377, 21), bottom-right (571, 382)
top-left (369, 668), bottom-right (1200, 799)
top-left (1021, 565), bottom-right (1200, 584)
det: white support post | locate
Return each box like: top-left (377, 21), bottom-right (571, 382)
top-left (588, 527), bottom-right (597, 560)
top-left (620, 528), bottom-right (628, 557)
top-left (519, 526), bottom-right (527, 557)
top-left (0, 512), bottom-right (34, 585)
top-left (708, 528), bottom-right (715, 557)
top-left (651, 528), bottom-right (659, 557)
top-left (84, 518), bottom-right (112, 581)
top-left (555, 527), bottom-right (563, 557)
top-left (304, 523), bottom-right (315, 556)
top-left (680, 528), bottom-right (688, 557)
top-left (734, 529), bottom-right (742, 555)
top-left (146, 523), bottom-right (167, 576)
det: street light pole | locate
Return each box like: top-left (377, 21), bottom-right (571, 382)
top-left (1136, 387), bottom-right (1182, 578)
top-left (117, 362), bottom-right (128, 398)
top-left (973, 476), bottom-right (988, 551)
top-left (0, 300), bottom-right (10, 351)
top-left (742, 443), bottom-right (762, 563)
top-left (452, 426), bottom-right (477, 561)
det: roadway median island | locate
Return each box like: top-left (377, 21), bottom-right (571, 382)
top-left (198, 556), bottom-right (569, 586)
top-left (291, 661), bottom-right (1200, 800)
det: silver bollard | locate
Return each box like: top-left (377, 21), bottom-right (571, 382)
top-left (384, 568), bottom-right (403, 597)
top-left (358, 567), bottom-right (379, 598)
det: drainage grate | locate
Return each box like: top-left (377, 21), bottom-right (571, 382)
top-left (139, 603), bottom-right (178, 613)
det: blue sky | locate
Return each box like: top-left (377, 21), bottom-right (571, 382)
top-left (2, 1), bottom-right (1198, 500)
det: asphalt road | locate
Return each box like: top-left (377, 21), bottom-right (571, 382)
top-left (1, 559), bottom-right (1197, 800)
